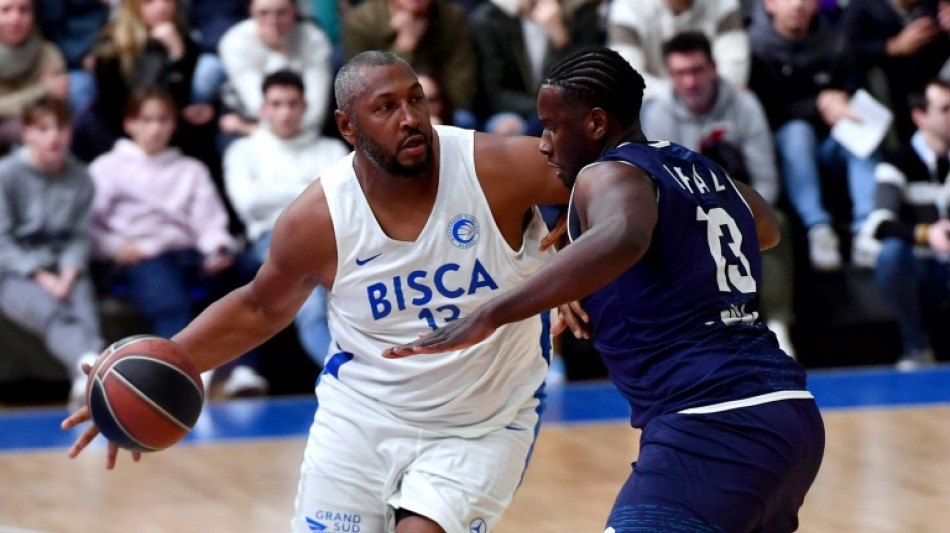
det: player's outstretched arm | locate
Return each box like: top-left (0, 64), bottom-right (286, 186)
top-left (172, 187), bottom-right (335, 373)
top-left (386, 162), bottom-right (656, 357)
top-left (62, 185), bottom-right (336, 466)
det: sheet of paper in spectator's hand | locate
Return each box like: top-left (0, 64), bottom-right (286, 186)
top-left (830, 89), bottom-right (893, 159)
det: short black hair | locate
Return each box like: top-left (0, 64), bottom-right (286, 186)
top-left (662, 31), bottom-right (714, 64)
top-left (910, 78), bottom-right (950, 111)
top-left (262, 69), bottom-right (305, 95)
top-left (543, 46), bottom-right (645, 129)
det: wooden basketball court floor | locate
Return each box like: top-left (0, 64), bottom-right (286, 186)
top-left (2, 365), bottom-right (950, 533)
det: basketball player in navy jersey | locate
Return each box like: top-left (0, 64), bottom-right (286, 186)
top-left (63, 52), bottom-right (571, 533)
top-left (388, 46), bottom-right (826, 532)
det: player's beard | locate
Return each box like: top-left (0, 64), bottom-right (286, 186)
top-left (355, 123), bottom-right (433, 179)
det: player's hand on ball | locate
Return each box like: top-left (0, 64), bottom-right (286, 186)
top-left (385, 310), bottom-right (497, 358)
top-left (60, 356), bottom-right (142, 469)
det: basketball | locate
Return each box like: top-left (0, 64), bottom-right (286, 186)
top-left (86, 335), bottom-right (204, 453)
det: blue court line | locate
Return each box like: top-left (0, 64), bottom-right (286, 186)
top-left (2, 365), bottom-right (949, 453)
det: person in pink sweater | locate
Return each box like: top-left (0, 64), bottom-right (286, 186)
top-left (89, 87), bottom-right (267, 396)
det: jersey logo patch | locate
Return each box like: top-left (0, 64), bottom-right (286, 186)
top-left (355, 253), bottom-right (382, 266)
top-left (448, 214), bottom-right (480, 248)
top-left (470, 518), bottom-right (487, 533)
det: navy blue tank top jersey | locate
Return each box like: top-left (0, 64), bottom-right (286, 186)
top-left (567, 141), bottom-right (808, 429)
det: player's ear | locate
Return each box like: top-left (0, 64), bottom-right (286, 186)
top-left (588, 107), bottom-right (608, 141)
top-left (335, 109), bottom-right (356, 146)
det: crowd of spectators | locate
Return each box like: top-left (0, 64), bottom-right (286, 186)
top-left (0, 0), bottom-right (948, 404)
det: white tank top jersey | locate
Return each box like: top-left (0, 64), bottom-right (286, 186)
top-left (321, 125), bottom-right (554, 435)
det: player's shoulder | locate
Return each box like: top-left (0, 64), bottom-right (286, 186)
top-left (434, 124), bottom-right (472, 145)
top-left (315, 151), bottom-right (356, 187)
top-left (603, 140), bottom-right (672, 166)
top-left (586, 142), bottom-right (682, 187)
top-left (472, 130), bottom-right (542, 168)
top-left (284, 177), bottom-right (330, 223)
top-left (270, 179), bottom-right (336, 278)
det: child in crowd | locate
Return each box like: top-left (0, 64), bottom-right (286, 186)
top-left (0, 96), bottom-right (104, 408)
top-left (73, 0), bottom-right (214, 162)
top-left (89, 87), bottom-right (266, 397)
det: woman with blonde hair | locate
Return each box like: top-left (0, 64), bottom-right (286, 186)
top-left (73, 0), bottom-right (214, 162)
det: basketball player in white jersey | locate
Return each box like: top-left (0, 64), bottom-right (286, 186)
top-left (63, 51), bottom-right (571, 533)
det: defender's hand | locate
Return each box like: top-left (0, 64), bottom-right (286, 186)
top-left (384, 312), bottom-right (496, 358)
top-left (551, 301), bottom-right (590, 339)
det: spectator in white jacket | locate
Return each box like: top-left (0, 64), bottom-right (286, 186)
top-left (224, 70), bottom-right (348, 368)
top-left (217, 0), bottom-right (333, 138)
top-left (607, 0), bottom-right (749, 101)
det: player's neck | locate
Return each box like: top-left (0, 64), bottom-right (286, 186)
top-left (605, 127), bottom-right (648, 154)
top-left (353, 139), bottom-right (442, 241)
top-left (354, 135), bottom-right (441, 201)
top-left (361, 173), bottom-right (440, 242)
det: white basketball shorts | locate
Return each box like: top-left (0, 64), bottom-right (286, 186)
top-left (291, 376), bottom-right (542, 533)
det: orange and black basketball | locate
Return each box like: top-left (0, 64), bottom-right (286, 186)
top-left (86, 335), bottom-right (204, 452)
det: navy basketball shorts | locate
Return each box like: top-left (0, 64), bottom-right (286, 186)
top-left (606, 399), bottom-right (825, 533)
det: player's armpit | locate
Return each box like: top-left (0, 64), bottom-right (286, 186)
top-left (540, 211), bottom-right (568, 251)
top-left (733, 180), bottom-right (779, 250)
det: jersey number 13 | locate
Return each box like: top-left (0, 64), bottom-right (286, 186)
top-left (697, 206), bottom-right (756, 294)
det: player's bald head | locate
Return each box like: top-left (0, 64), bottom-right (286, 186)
top-left (335, 51), bottom-right (415, 114)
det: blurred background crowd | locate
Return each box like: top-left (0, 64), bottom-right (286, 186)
top-left (0, 0), bottom-right (948, 406)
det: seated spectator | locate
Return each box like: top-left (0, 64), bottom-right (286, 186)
top-left (416, 66), bottom-right (453, 125)
top-left (864, 79), bottom-right (950, 370)
top-left (89, 88), bottom-right (267, 397)
top-left (217, 0), bottom-right (332, 138)
top-left (842, 0), bottom-right (950, 145)
top-left (223, 70), bottom-right (348, 367)
top-left (296, 0), bottom-right (345, 58)
top-left (644, 31), bottom-right (796, 356)
top-left (342, 0), bottom-right (479, 128)
top-left (750, 0), bottom-right (879, 271)
top-left (0, 96), bottom-right (104, 408)
top-left (73, 0), bottom-right (215, 163)
top-left (607, 0), bottom-right (749, 101)
top-left (179, 0), bottom-right (247, 106)
top-left (469, 0), bottom-right (603, 135)
top-left (0, 0), bottom-right (69, 155)
top-left (34, 0), bottom-right (110, 115)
